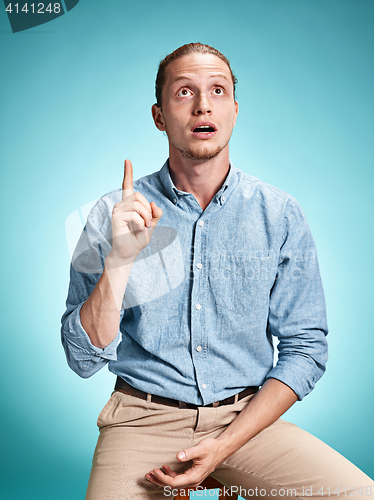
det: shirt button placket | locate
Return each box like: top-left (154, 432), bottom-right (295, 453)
top-left (191, 217), bottom-right (207, 400)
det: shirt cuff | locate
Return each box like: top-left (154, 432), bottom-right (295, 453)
top-left (265, 355), bottom-right (324, 401)
top-left (62, 302), bottom-right (121, 361)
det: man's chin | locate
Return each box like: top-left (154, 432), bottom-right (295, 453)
top-left (179, 145), bottom-right (224, 161)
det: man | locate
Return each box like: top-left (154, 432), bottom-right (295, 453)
top-left (61, 43), bottom-right (373, 499)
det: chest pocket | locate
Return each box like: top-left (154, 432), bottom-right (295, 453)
top-left (209, 254), bottom-right (273, 316)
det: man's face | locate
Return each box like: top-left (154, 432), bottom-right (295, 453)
top-left (152, 53), bottom-right (238, 161)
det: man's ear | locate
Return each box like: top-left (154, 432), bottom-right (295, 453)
top-left (233, 100), bottom-right (239, 127)
top-left (152, 104), bottom-right (166, 132)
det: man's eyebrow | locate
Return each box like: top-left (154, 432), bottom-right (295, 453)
top-left (170, 73), bottom-right (229, 84)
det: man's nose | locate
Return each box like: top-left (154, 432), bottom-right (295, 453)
top-left (193, 93), bottom-right (212, 115)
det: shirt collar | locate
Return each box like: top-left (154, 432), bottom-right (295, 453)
top-left (159, 158), bottom-right (238, 205)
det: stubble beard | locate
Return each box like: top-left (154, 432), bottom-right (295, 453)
top-left (165, 127), bottom-right (231, 161)
top-left (179, 143), bottom-right (227, 161)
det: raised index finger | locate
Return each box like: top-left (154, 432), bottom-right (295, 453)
top-left (122, 159), bottom-right (134, 200)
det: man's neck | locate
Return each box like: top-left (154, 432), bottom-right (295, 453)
top-left (168, 148), bottom-right (230, 211)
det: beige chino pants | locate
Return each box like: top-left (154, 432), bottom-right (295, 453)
top-left (85, 391), bottom-right (373, 500)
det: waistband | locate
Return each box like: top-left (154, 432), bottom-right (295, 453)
top-left (114, 377), bottom-right (259, 409)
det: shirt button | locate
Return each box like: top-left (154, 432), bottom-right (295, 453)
top-left (196, 345), bottom-right (202, 352)
top-left (196, 263), bottom-right (203, 269)
top-left (198, 220), bottom-right (204, 227)
top-left (222, 195), bottom-right (226, 202)
top-left (173, 197), bottom-right (177, 203)
top-left (202, 384), bottom-right (207, 390)
top-left (195, 303), bottom-right (202, 310)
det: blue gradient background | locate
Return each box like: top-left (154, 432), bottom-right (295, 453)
top-left (1, 1), bottom-right (373, 498)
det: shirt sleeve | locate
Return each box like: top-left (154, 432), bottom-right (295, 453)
top-left (265, 197), bottom-right (328, 400)
top-left (61, 200), bottom-right (122, 378)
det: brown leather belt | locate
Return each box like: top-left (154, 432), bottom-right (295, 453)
top-left (114, 377), bottom-right (258, 409)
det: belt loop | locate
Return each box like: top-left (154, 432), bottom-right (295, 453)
top-left (234, 393), bottom-right (239, 404)
top-left (147, 393), bottom-right (152, 403)
top-left (212, 401), bottom-right (219, 408)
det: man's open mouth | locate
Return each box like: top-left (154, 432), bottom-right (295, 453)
top-left (193, 125), bottom-right (216, 133)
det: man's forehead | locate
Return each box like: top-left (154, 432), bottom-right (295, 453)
top-left (165, 53), bottom-right (231, 85)
top-left (170, 72), bottom-right (230, 85)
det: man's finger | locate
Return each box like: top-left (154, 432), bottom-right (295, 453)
top-left (147, 467), bottom-right (202, 488)
top-left (122, 159), bottom-right (134, 200)
top-left (161, 465), bottom-right (178, 478)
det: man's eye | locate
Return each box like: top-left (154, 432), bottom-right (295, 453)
top-left (213, 88), bottom-right (224, 95)
top-left (178, 89), bottom-right (192, 97)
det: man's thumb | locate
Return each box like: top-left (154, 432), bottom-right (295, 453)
top-left (150, 201), bottom-right (163, 225)
top-left (177, 450), bottom-right (188, 462)
top-left (177, 446), bottom-right (201, 462)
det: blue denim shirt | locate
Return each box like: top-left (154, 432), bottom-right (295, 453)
top-left (61, 160), bottom-right (328, 404)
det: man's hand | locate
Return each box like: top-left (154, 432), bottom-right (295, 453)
top-left (144, 380), bottom-right (298, 490)
top-left (109, 159), bottom-right (163, 264)
top-left (145, 438), bottom-right (225, 489)
top-left (80, 159), bottom-right (163, 348)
